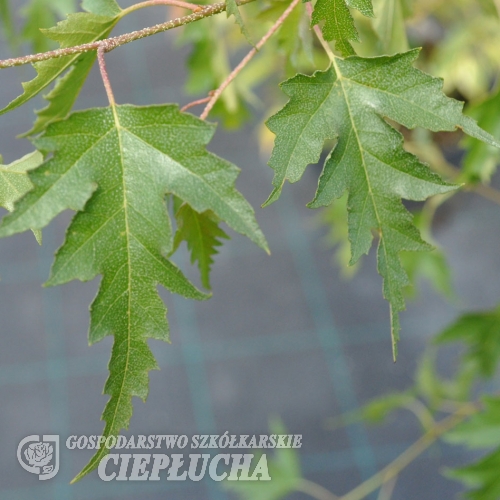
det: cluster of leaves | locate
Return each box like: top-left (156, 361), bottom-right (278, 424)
top-left (1, 0), bottom-right (500, 491)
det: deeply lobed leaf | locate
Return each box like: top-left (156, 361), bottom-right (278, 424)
top-left (264, 49), bottom-right (500, 357)
top-left (0, 104), bottom-right (267, 480)
top-left (310, 0), bottom-right (374, 56)
top-left (1, 0), bottom-right (122, 134)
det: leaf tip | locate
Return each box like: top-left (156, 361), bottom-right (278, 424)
top-left (262, 187), bottom-right (282, 208)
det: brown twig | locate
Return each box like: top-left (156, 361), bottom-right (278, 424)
top-left (199, 0), bottom-right (302, 120)
top-left (122, 0), bottom-right (202, 14)
top-left (0, 0), bottom-right (257, 70)
top-left (338, 402), bottom-right (479, 500)
top-left (97, 43), bottom-right (115, 106)
top-left (180, 95), bottom-right (212, 112)
top-left (296, 478), bottom-right (340, 500)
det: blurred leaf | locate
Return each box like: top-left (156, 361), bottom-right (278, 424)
top-left (401, 247), bottom-right (454, 299)
top-left (327, 390), bottom-right (417, 431)
top-left (436, 305), bottom-right (500, 378)
top-left (181, 19), bottom-right (250, 127)
top-left (414, 346), bottom-right (476, 407)
top-left (258, 0), bottom-right (314, 70)
top-left (21, 0), bottom-right (76, 53)
top-left (462, 87), bottom-right (500, 184)
top-left (429, 17), bottom-right (500, 100)
top-left (372, 0), bottom-right (409, 53)
top-left (478, 0), bottom-right (499, 18)
top-left (225, 419), bottom-right (301, 500)
top-left (447, 449), bottom-right (500, 500)
top-left (362, 391), bottom-right (415, 423)
top-left (447, 397), bottom-right (500, 448)
top-left (0, 0), bottom-right (17, 48)
top-left (319, 193), bottom-right (360, 278)
top-left (226, 0), bottom-right (253, 44)
top-left (445, 397), bottom-right (500, 500)
top-left (415, 350), bottom-right (446, 407)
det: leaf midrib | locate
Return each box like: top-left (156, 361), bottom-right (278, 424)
top-left (106, 104), bottom-right (132, 438)
top-left (335, 69), bottom-right (384, 251)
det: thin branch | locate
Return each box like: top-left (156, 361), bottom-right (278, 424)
top-left (377, 475), bottom-right (397, 500)
top-left (403, 398), bottom-right (436, 431)
top-left (122, 0), bottom-right (202, 15)
top-left (0, 0), bottom-right (257, 70)
top-left (97, 43), bottom-right (115, 106)
top-left (199, 0), bottom-right (302, 120)
top-left (180, 95), bottom-right (212, 112)
top-left (339, 402), bottom-right (479, 500)
top-left (296, 478), bottom-right (340, 500)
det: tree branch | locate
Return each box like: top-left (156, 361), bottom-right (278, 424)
top-left (122, 0), bottom-right (202, 15)
top-left (98, 43), bottom-right (115, 106)
top-left (0, 0), bottom-right (257, 70)
top-left (339, 402), bottom-right (479, 500)
top-left (199, 0), bottom-right (302, 120)
top-left (296, 478), bottom-right (340, 500)
top-left (181, 95), bottom-right (212, 112)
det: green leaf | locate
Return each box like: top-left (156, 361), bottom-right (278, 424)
top-left (310, 0), bottom-right (374, 56)
top-left (173, 203), bottom-right (229, 289)
top-left (258, 0), bottom-right (314, 70)
top-left (447, 397), bottom-right (500, 448)
top-left (401, 247), bottom-right (454, 299)
top-left (0, 0), bottom-right (17, 49)
top-left (21, 0), bottom-right (76, 53)
top-left (226, 0), bottom-right (253, 44)
top-left (462, 87), bottom-right (500, 183)
top-left (0, 151), bottom-right (43, 244)
top-left (478, 0), bottom-right (499, 19)
top-left (445, 397), bottom-right (500, 500)
top-left (361, 391), bottom-right (415, 423)
top-left (264, 49), bottom-right (500, 357)
top-left (181, 20), bottom-right (250, 127)
top-left (81, 0), bottom-right (121, 17)
top-left (0, 104), bottom-right (267, 480)
top-left (225, 419), bottom-right (301, 500)
top-left (0, 1), bottom-right (122, 130)
top-left (326, 390), bottom-right (415, 430)
top-left (319, 193), bottom-right (360, 277)
top-left (372, 0), bottom-right (409, 54)
top-left (414, 349), bottom-right (446, 407)
top-left (436, 305), bottom-right (500, 378)
top-left (447, 448), bottom-right (500, 500)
